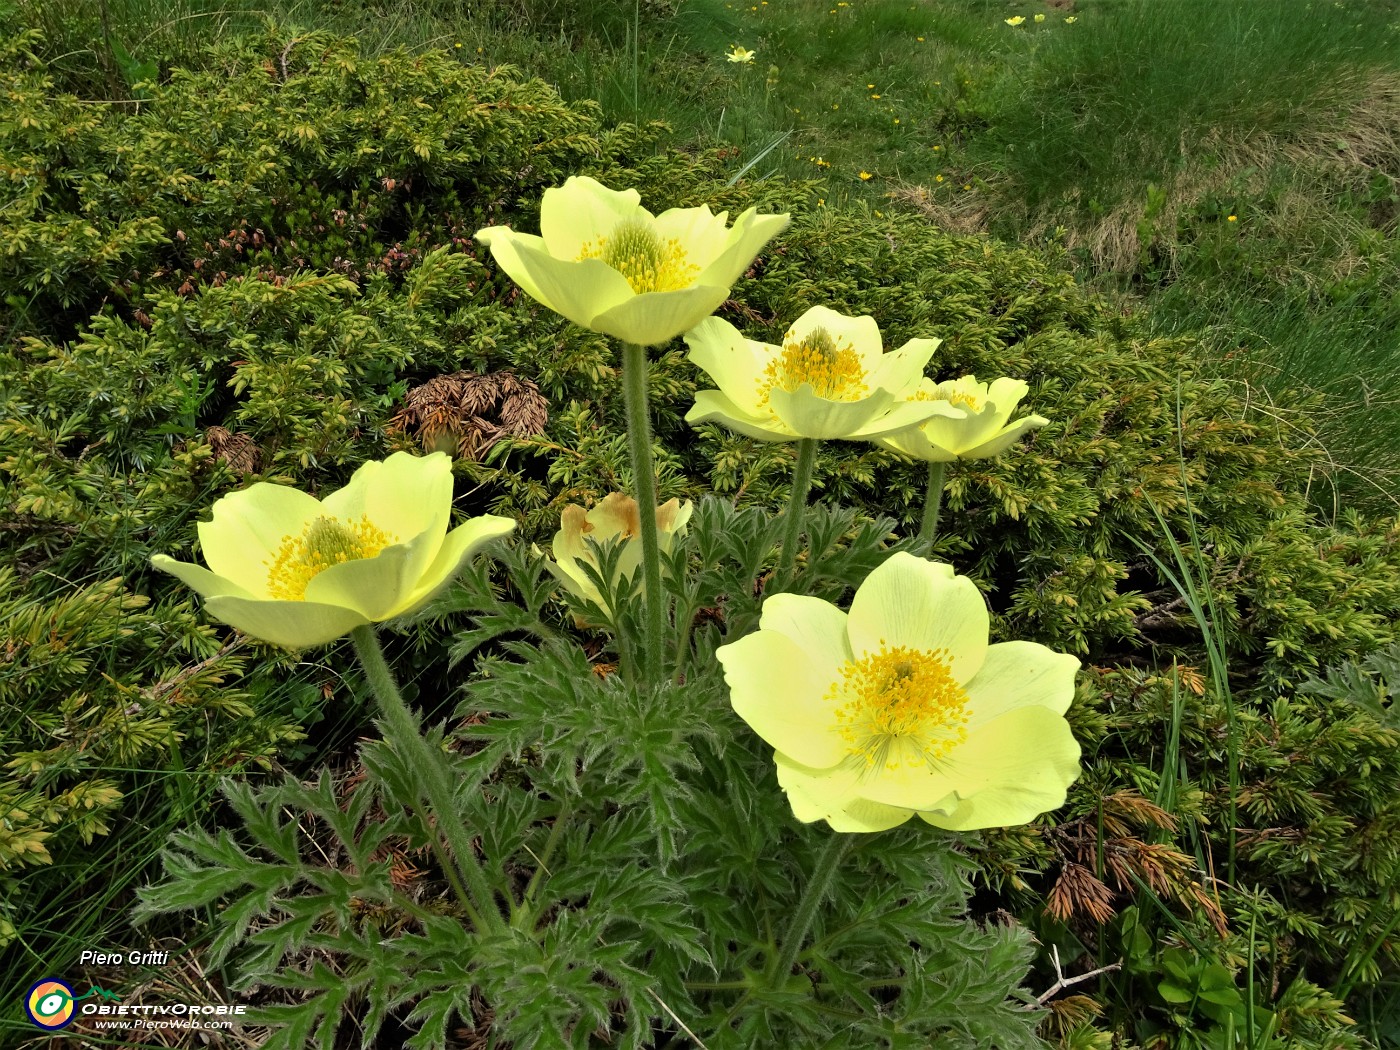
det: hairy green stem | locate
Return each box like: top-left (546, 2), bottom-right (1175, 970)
top-left (766, 834), bottom-right (852, 987)
top-left (513, 800), bottom-right (573, 931)
top-left (620, 342), bottom-right (667, 681)
top-left (917, 460), bottom-right (948, 548)
top-left (350, 625), bottom-right (504, 936)
top-left (777, 438), bottom-right (819, 583)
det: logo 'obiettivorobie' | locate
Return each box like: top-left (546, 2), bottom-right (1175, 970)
top-left (26, 978), bottom-right (79, 1029)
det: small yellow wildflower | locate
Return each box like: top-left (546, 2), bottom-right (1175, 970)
top-left (727, 45), bottom-right (756, 63)
top-left (867, 83), bottom-right (875, 88)
top-left (917, 36), bottom-right (925, 41)
top-left (935, 174), bottom-right (944, 182)
top-left (1005, 15), bottom-right (1025, 25)
top-left (454, 42), bottom-right (462, 48)
top-left (893, 118), bottom-right (900, 124)
top-left (871, 93), bottom-right (882, 99)
top-left (1227, 215), bottom-right (1238, 222)
top-left (932, 145), bottom-right (941, 151)
top-left (833, 103), bottom-right (840, 109)
top-left (1034, 12), bottom-right (1045, 21)
top-left (859, 171), bottom-right (874, 180)
top-left (1065, 15), bottom-right (1077, 22)
top-left (963, 183), bottom-right (972, 190)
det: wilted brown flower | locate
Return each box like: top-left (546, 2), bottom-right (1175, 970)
top-left (204, 426), bottom-right (260, 476)
top-left (388, 370), bottom-right (548, 460)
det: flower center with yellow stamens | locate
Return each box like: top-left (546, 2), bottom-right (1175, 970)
top-left (756, 326), bottom-right (868, 408)
top-left (265, 515), bottom-right (396, 601)
top-left (826, 642), bottom-right (970, 771)
top-left (910, 385), bottom-right (983, 411)
top-left (576, 218), bottom-right (701, 295)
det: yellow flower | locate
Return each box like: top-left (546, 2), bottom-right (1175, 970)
top-left (1064, 15), bottom-right (1077, 22)
top-left (859, 170), bottom-right (874, 180)
top-left (683, 305), bottom-right (954, 442)
top-left (1227, 214), bottom-right (1238, 222)
top-left (874, 375), bottom-right (1049, 463)
top-left (473, 176), bottom-right (789, 347)
top-left (1034, 12), bottom-right (1045, 21)
top-left (1005, 15), bottom-right (1025, 25)
top-left (539, 493), bottom-right (693, 625)
top-left (151, 453), bottom-right (515, 650)
top-left (936, 174), bottom-right (944, 182)
top-left (717, 552), bottom-right (1081, 832)
top-left (726, 45), bottom-right (756, 62)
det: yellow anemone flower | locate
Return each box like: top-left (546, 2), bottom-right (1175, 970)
top-left (1004, 15), bottom-right (1025, 25)
top-left (874, 375), bottom-right (1049, 463)
top-left (538, 493), bottom-right (693, 625)
top-left (717, 552), bottom-right (1081, 832)
top-left (683, 306), bottom-right (961, 442)
top-left (473, 176), bottom-right (790, 347)
top-left (151, 452), bottom-right (515, 650)
top-left (726, 46), bottom-right (756, 62)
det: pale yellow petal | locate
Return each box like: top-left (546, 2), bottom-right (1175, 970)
top-left (684, 317), bottom-right (779, 416)
top-left (302, 542), bottom-right (415, 621)
top-left (783, 306), bottom-right (883, 375)
top-left (871, 425), bottom-right (958, 463)
top-left (767, 385), bottom-right (894, 440)
top-left (538, 176), bottom-right (646, 261)
top-left (471, 228), bottom-right (552, 304)
top-left (320, 451), bottom-right (454, 584)
top-left (962, 641), bottom-right (1080, 727)
top-left (869, 337), bottom-right (940, 395)
top-left (196, 483), bottom-right (323, 598)
top-left (650, 203), bottom-right (733, 272)
top-left (691, 208), bottom-right (792, 288)
top-left (917, 402), bottom-right (1002, 456)
top-left (847, 397), bottom-right (966, 440)
top-left (959, 414), bottom-right (1049, 460)
top-left (685, 390), bottom-right (796, 442)
top-left (393, 514), bottom-right (517, 616)
top-left (589, 282), bottom-right (732, 346)
top-left (985, 377), bottom-right (1031, 413)
top-left (150, 554), bottom-right (257, 600)
top-left (845, 552), bottom-right (988, 683)
top-left (203, 594), bottom-right (371, 649)
top-left (545, 555), bottom-right (609, 616)
top-left (717, 630), bottom-right (848, 768)
top-left (916, 706), bottom-right (1081, 830)
top-left (757, 593), bottom-right (852, 681)
top-left (486, 235), bottom-right (636, 332)
top-left (774, 753), bottom-right (915, 832)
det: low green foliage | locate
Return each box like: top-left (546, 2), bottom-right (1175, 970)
top-left (138, 517), bottom-right (1050, 1048)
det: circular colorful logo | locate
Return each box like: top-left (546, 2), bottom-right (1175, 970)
top-left (25, 978), bottom-right (76, 1029)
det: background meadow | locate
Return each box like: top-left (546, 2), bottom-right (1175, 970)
top-left (2, 0), bottom-right (1400, 1046)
